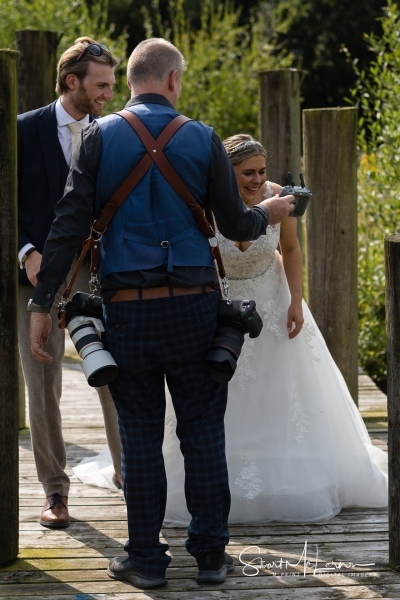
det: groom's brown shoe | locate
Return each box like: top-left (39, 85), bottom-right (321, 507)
top-left (40, 493), bottom-right (70, 528)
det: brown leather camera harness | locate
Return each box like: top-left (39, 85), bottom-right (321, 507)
top-left (58, 110), bottom-right (228, 328)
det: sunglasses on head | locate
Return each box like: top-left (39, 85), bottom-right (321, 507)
top-left (75, 43), bottom-right (108, 63)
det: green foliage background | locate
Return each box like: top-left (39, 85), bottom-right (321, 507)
top-left (260, 0), bottom-right (387, 110)
top-left (349, 0), bottom-right (400, 392)
top-left (143, 0), bottom-right (292, 139)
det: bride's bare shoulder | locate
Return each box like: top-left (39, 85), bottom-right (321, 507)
top-left (259, 181), bottom-right (282, 200)
top-left (269, 181), bottom-right (283, 196)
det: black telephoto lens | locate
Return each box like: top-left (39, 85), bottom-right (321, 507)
top-left (202, 324), bottom-right (245, 382)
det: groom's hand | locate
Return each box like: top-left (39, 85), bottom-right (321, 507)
top-left (29, 312), bottom-right (54, 364)
top-left (261, 193), bottom-right (294, 225)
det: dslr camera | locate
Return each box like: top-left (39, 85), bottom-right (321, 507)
top-left (203, 298), bottom-right (263, 382)
top-left (60, 292), bottom-right (119, 388)
top-left (280, 172), bottom-right (312, 217)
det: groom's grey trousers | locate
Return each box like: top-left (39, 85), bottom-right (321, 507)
top-left (18, 261), bottom-right (121, 497)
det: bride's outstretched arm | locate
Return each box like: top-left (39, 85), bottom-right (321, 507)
top-left (279, 214), bottom-right (304, 339)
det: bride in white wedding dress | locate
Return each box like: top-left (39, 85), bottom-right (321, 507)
top-left (74, 133), bottom-right (387, 524)
top-left (162, 134), bottom-right (387, 524)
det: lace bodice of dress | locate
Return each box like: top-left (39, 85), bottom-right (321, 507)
top-left (216, 182), bottom-right (280, 281)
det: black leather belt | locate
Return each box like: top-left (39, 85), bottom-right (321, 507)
top-left (110, 284), bottom-right (215, 302)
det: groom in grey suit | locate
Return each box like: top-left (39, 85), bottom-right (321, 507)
top-left (17, 37), bottom-right (122, 527)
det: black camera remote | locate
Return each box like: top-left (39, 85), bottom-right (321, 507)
top-left (279, 172), bottom-right (312, 217)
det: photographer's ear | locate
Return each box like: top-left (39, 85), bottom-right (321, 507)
top-left (168, 69), bottom-right (182, 104)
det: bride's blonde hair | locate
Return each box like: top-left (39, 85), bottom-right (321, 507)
top-left (223, 134), bottom-right (266, 166)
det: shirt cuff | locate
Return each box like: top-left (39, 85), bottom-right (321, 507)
top-left (32, 281), bottom-right (57, 308)
top-left (27, 300), bottom-right (50, 313)
top-left (18, 243), bottom-right (36, 269)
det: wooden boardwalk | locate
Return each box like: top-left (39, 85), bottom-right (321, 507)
top-left (0, 349), bottom-right (395, 599)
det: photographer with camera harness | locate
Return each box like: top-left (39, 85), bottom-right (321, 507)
top-left (18, 37), bottom-right (122, 529)
top-left (28, 39), bottom-right (294, 589)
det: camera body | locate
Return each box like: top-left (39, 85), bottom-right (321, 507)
top-left (60, 292), bottom-right (119, 388)
top-left (280, 172), bottom-right (312, 217)
top-left (63, 291), bottom-right (103, 322)
top-left (203, 299), bottom-right (263, 382)
top-left (216, 299), bottom-right (263, 338)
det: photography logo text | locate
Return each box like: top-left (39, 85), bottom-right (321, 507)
top-left (239, 542), bottom-right (376, 578)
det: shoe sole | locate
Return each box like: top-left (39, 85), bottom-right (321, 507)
top-left (196, 563), bottom-right (235, 584)
top-left (107, 567), bottom-right (167, 589)
top-left (39, 520), bottom-right (70, 528)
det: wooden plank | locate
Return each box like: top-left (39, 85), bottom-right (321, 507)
top-left (0, 543), bottom-right (390, 564)
top-left (0, 568), bottom-right (395, 586)
top-left (2, 556), bottom-right (394, 575)
top-left (5, 544), bottom-right (390, 561)
top-left (8, 541), bottom-right (390, 564)
top-left (2, 577), bottom-right (400, 597)
top-left (16, 527), bottom-right (389, 545)
top-left (17, 519), bottom-right (389, 533)
top-left (0, 596), bottom-right (397, 600)
top-left (17, 504), bottom-right (388, 518)
top-left (23, 509), bottom-right (388, 523)
top-left (6, 361), bottom-right (391, 599)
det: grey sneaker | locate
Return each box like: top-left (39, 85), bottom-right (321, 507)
top-left (195, 551), bottom-right (235, 583)
top-left (107, 556), bottom-right (167, 589)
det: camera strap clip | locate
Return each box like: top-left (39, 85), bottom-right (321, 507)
top-left (221, 277), bottom-right (231, 303)
top-left (58, 300), bottom-right (67, 329)
top-left (89, 273), bottom-right (100, 295)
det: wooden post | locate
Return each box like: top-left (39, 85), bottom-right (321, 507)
top-left (385, 234), bottom-right (400, 569)
top-left (19, 362), bottom-right (26, 429)
top-left (15, 30), bottom-right (61, 428)
top-left (0, 49), bottom-right (20, 565)
top-left (303, 107), bottom-right (358, 403)
top-left (15, 30), bottom-right (61, 114)
top-left (258, 69), bottom-right (305, 246)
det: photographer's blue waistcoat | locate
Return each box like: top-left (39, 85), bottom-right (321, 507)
top-left (95, 102), bottom-right (214, 280)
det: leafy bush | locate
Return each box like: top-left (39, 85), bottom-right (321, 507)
top-left (349, 0), bottom-right (400, 392)
top-left (144, 0), bottom-right (293, 139)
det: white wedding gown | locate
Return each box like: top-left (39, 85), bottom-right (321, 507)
top-left (74, 183), bottom-right (388, 523)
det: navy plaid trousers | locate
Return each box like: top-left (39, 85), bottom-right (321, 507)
top-left (104, 291), bottom-right (230, 578)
